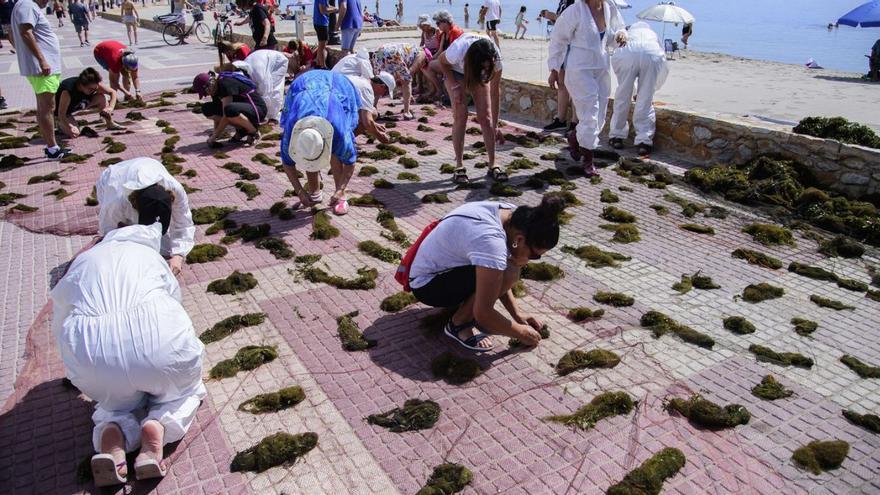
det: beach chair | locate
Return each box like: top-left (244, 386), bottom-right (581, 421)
top-left (664, 39), bottom-right (680, 60)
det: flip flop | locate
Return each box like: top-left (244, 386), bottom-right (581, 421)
top-left (452, 167), bottom-right (469, 184)
top-left (134, 457), bottom-right (167, 480)
top-left (402, 111), bottom-right (415, 120)
top-left (488, 167), bottom-right (509, 182)
top-left (333, 198), bottom-right (349, 216)
top-left (444, 318), bottom-right (494, 352)
top-left (91, 453), bottom-right (127, 487)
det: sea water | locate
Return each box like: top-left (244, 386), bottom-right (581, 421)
top-left (367, 0), bottom-right (879, 74)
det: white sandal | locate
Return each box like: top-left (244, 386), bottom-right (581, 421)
top-left (91, 453), bottom-right (127, 487)
top-left (134, 457), bottom-right (168, 480)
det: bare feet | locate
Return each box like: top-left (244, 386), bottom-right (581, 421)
top-left (99, 423), bottom-right (128, 479)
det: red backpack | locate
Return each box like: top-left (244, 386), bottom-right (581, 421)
top-left (395, 219), bottom-right (440, 292)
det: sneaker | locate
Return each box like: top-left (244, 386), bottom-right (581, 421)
top-left (637, 144), bottom-right (653, 156)
top-left (0, 97), bottom-right (7, 110)
top-left (84, 41), bottom-right (90, 45)
top-left (543, 117), bottom-right (567, 131)
top-left (609, 137), bottom-right (624, 149)
top-left (80, 42), bottom-right (84, 47)
top-left (45, 147), bottom-right (72, 160)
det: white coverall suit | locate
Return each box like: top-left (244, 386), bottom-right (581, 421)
top-left (96, 157), bottom-right (196, 259)
top-left (234, 50), bottom-right (290, 121)
top-left (609, 21), bottom-right (669, 147)
top-left (548, 0), bottom-right (626, 150)
top-left (51, 224), bottom-right (207, 453)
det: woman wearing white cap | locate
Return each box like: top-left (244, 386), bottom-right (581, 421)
top-left (95, 157), bottom-right (196, 275)
top-left (51, 223), bottom-right (206, 487)
top-left (280, 70), bottom-right (390, 215)
top-left (548, 0), bottom-right (626, 177)
top-left (331, 52), bottom-right (397, 117)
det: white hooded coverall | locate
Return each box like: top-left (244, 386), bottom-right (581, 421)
top-left (96, 157), bottom-right (196, 259)
top-left (609, 21), bottom-right (669, 146)
top-left (548, 0), bottom-right (626, 150)
top-left (236, 50), bottom-right (290, 121)
top-left (51, 224), bottom-right (207, 453)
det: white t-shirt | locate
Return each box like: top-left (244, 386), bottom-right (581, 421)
top-left (483, 0), bottom-right (501, 22)
top-left (331, 53), bottom-right (375, 79)
top-left (11, 0), bottom-right (62, 77)
top-left (346, 75), bottom-right (376, 114)
top-left (443, 33), bottom-right (503, 74)
top-left (409, 201), bottom-right (515, 289)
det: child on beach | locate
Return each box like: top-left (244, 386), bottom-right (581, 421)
top-left (464, 3), bottom-right (469, 28)
top-left (477, 5), bottom-right (486, 29)
top-left (514, 6), bottom-right (528, 39)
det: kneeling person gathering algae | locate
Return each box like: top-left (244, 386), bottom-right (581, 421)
top-left (405, 196), bottom-right (565, 351)
top-left (279, 70), bottom-right (389, 216)
top-left (51, 224), bottom-right (206, 487)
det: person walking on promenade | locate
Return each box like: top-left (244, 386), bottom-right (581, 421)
top-left (93, 39), bottom-right (141, 100)
top-left (513, 5), bottom-right (527, 39)
top-left (609, 21), bottom-right (668, 155)
top-left (681, 22), bottom-right (692, 50)
top-left (482, 0), bottom-right (500, 46)
top-left (51, 223), bottom-right (205, 487)
top-left (405, 195), bottom-right (564, 351)
top-left (120, 0), bottom-right (139, 44)
top-left (69, 0), bottom-right (89, 46)
top-left (548, 0), bottom-right (626, 177)
top-left (12, 0), bottom-right (70, 159)
top-left (52, 0), bottom-right (63, 26)
top-left (432, 33), bottom-right (503, 184)
top-left (237, 0), bottom-right (277, 50)
top-left (336, 0), bottom-right (362, 55)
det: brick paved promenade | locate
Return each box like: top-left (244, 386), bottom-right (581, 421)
top-left (0, 36), bottom-right (878, 494)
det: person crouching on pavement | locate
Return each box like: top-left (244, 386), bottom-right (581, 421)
top-left (192, 70), bottom-right (267, 146)
top-left (55, 67), bottom-right (125, 138)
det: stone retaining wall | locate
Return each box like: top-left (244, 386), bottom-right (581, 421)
top-left (499, 78), bottom-right (880, 199)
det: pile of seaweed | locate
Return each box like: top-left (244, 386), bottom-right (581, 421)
top-left (546, 391), bottom-right (634, 430)
top-left (793, 116), bottom-right (880, 149)
top-left (230, 432), bottom-right (318, 473)
top-left (684, 156), bottom-right (880, 246)
top-left (663, 394), bottom-right (750, 430)
top-left (366, 399), bottom-right (441, 432)
top-left (607, 448), bottom-right (685, 495)
top-left (416, 463), bottom-right (472, 495)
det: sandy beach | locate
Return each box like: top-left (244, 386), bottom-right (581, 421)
top-left (350, 28), bottom-right (880, 132)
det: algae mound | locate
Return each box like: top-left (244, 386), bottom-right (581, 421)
top-left (380, 292), bottom-right (417, 312)
top-left (791, 317), bottom-right (818, 336)
top-left (593, 291), bottom-right (634, 307)
top-left (664, 394), bottom-right (750, 429)
top-left (337, 311), bottom-right (376, 351)
top-left (200, 313), bottom-right (266, 343)
top-left (562, 244), bottom-right (631, 268)
top-left (521, 262), bottom-right (564, 281)
top-left (210, 345), bottom-right (277, 379)
top-left (840, 354), bottom-right (880, 378)
top-left (311, 210), bottom-right (340, 240)
top-left (731, 248), bottom-right (783, 269)
top-left (723, 316), bottom-right (756, 335)
top-left (751, 375), bottom-right (794, 400)
top-left (599, 188), bottom-right (619, 203)
top-left (416, 463), bottom-right (472, 495)
top-left (567, 307), bottom-right (605, 322)
top-left (842, 410), bottom-right (880, 434)
top-left (230, 432), bottom-right (318, 473)
top-left (235, 181), bottom-right (260, 200)
top-left (748, 344), bottom-right (813, 368)
top-left (791, 440), bottom-right (849, 475)
top-left (366, 399), bottom-right (441, 432)
top-left (547, 391), bottom-right (633, 430)
top-left (606, 447), bottom-right (685, 495)
top-left (679, 223), bottom-right (715, 235)
top-left (303, 266), bottom-right (378, 290)
top-left (556, 349), bottom-right (620, 376)
top-left (788, 262), bottom-right (837, 282)
top-left (421, 192), bottom-right (450, 203)
top-left (186, 243), bottom-right (228, 263)
top-left (601, 205), bottom-right (636, 223)
top-left (255, 237), bottom-right (294, 260)
top-left (431, 352), bottom-right (481, 384)
top-left (741, 283), bottom-right (784, 303)
top-left (641, 311), bottom-right (714, 349)
top-left (793, 116), bottom-right (880, 149)
top-left (810, 295), bottom-right (854, 310)
top-left (742, 223), bottom-right (795, 246)
top-left (358, 240), bottom-right (401, 263)
top-left (818, 235), bottom-right (864, 258)
top-left (207, 271), bottom-right (258, 295)
top-left (238, 386), bottom-right (306, 414)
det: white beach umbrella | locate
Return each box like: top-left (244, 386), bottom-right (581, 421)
top-left (615, 0), bottom-right (632, 9)
top-left (636, 2), bottom-right (695, 40)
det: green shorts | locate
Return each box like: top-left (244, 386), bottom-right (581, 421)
top-left (26, 74), bottom-right (61, 95)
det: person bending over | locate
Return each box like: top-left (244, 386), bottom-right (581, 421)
top-left (332, 52), bottom-right (396, 118)
top-left (408, 194), bottom-right (564, 351)
top-left (93, 39), bottom-right (140, 100)
top-left (193, 70), bottom-right (267, 146)
top-left (96, 157), bottom-right (196, 275)
top-left (373, 42), bottom-right (433, 119)
top-left (55, 67), bottom-right (125, 138)
top-left (279, 70), bottom-right (389, 215)
top-left (51, 223), bottom-right (205, 487)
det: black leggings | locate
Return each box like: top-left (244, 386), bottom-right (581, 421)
top-left (202, 101), bottom-right (265, 128)
top-left (412, 265), bottom-right (476, 308)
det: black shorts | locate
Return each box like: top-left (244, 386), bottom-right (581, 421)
top-left (314, 24), bottom-right (329, 42)
top-left (202, 101), bottom-right (265, 127)
top-left (486, 19), bottom-right (499, 31)
top-left (412, 265), bottom-right (476, 308)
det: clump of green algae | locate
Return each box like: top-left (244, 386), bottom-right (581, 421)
top-left (416, 463), bottom-right (472, 495)
top-left (723, 316), bottom-right (756, 335)
top-left (594, 291), bottom-right (634, 306)
top-left (748, 344), bottom-right (813, 368)
top-left (358, 240), bottom-right (401, 263)
top-left (200, 313), bottom-right (266, 343)
top-left (521, 262), bottom-right (564, 281)
top-left (641, 311), bottom-right (715, 349)
top-left (679, 223), bottom-right (715, 235)
top-left (601, 206), bottom-right (636, 223)
top-left (337, 311), bottom-right (376, 351)
top-left (207, 271), bottom-right (258, 295)
top-left (742, 283), bottom-right (784, 303)
top-left (366, 399), bottom-right (441, 432)
top-left (751, 375), bottom-right (794, 400)
top-left (303, 266), bottom-right (378, 290)
top-left (791, 317), bottom-right (818, 336)
top-left (810, 295), bottom-right (855, 310)
top-left (311, 211), bottom-right (340, 240)
top-left (562, 245), bottom-right (631, 268)
top-left (380, 292), bottom-right (417, 312)
top-left (431, 352), bottom-right (482, 384)
top-left (556, 349), bottom-right (620, 376)
top-left (546, 391), bottom-right (633, 430)
top-left (742, 223), bottom-right (795, 246)
top-left (186, 243), bottom-right (228, 263)
top-left (230, 432), bottom-right (318, 473)
top-left (210, 345), bottom-right (278, 379)
top-left (606, 447), bottom-right (686, 495)
top-left (731, 248), bottom-right (783, 269)
top-left (664, 394), bottom-right (750, 429)
top-left (567, 307), bottom-right (605, 322)
top-left (238, 386), bottom-right (305, 414)
top-left (792, 440), bottom-right (849, 475)
top-left (842, 410), bottom-right (880, 433)
top-left (840, 355), bottom-right (880, 378)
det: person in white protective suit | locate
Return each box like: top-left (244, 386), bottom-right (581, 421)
top-left (548, 0), bottom-right (627, 177)
top-left (50, 223), bottom-right (206, 487)
top-left (608, 21), bottom-right (668, 155)
top-left (96, 157), bottom-right (195, 275)
top-left (232, 48), bottom-right (290, 121)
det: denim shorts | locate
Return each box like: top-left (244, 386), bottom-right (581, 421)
top-left (340, 28), bottom-right (360, 51)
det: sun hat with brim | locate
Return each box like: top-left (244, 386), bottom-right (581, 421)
top-left (417, 14), bottom-right (430, 26)
top-left (289, 116), bottom-right (334, 173)
top-left (192, 72), bottom-right (213, 98)
top-left (376, 71), bottom-right (396, 98)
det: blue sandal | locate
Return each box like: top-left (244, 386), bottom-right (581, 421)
top-left (444, 318), bottom-right (495, 352)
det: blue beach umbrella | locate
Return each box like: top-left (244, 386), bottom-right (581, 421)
top-left (838, 0), bottom-right (880, 27)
